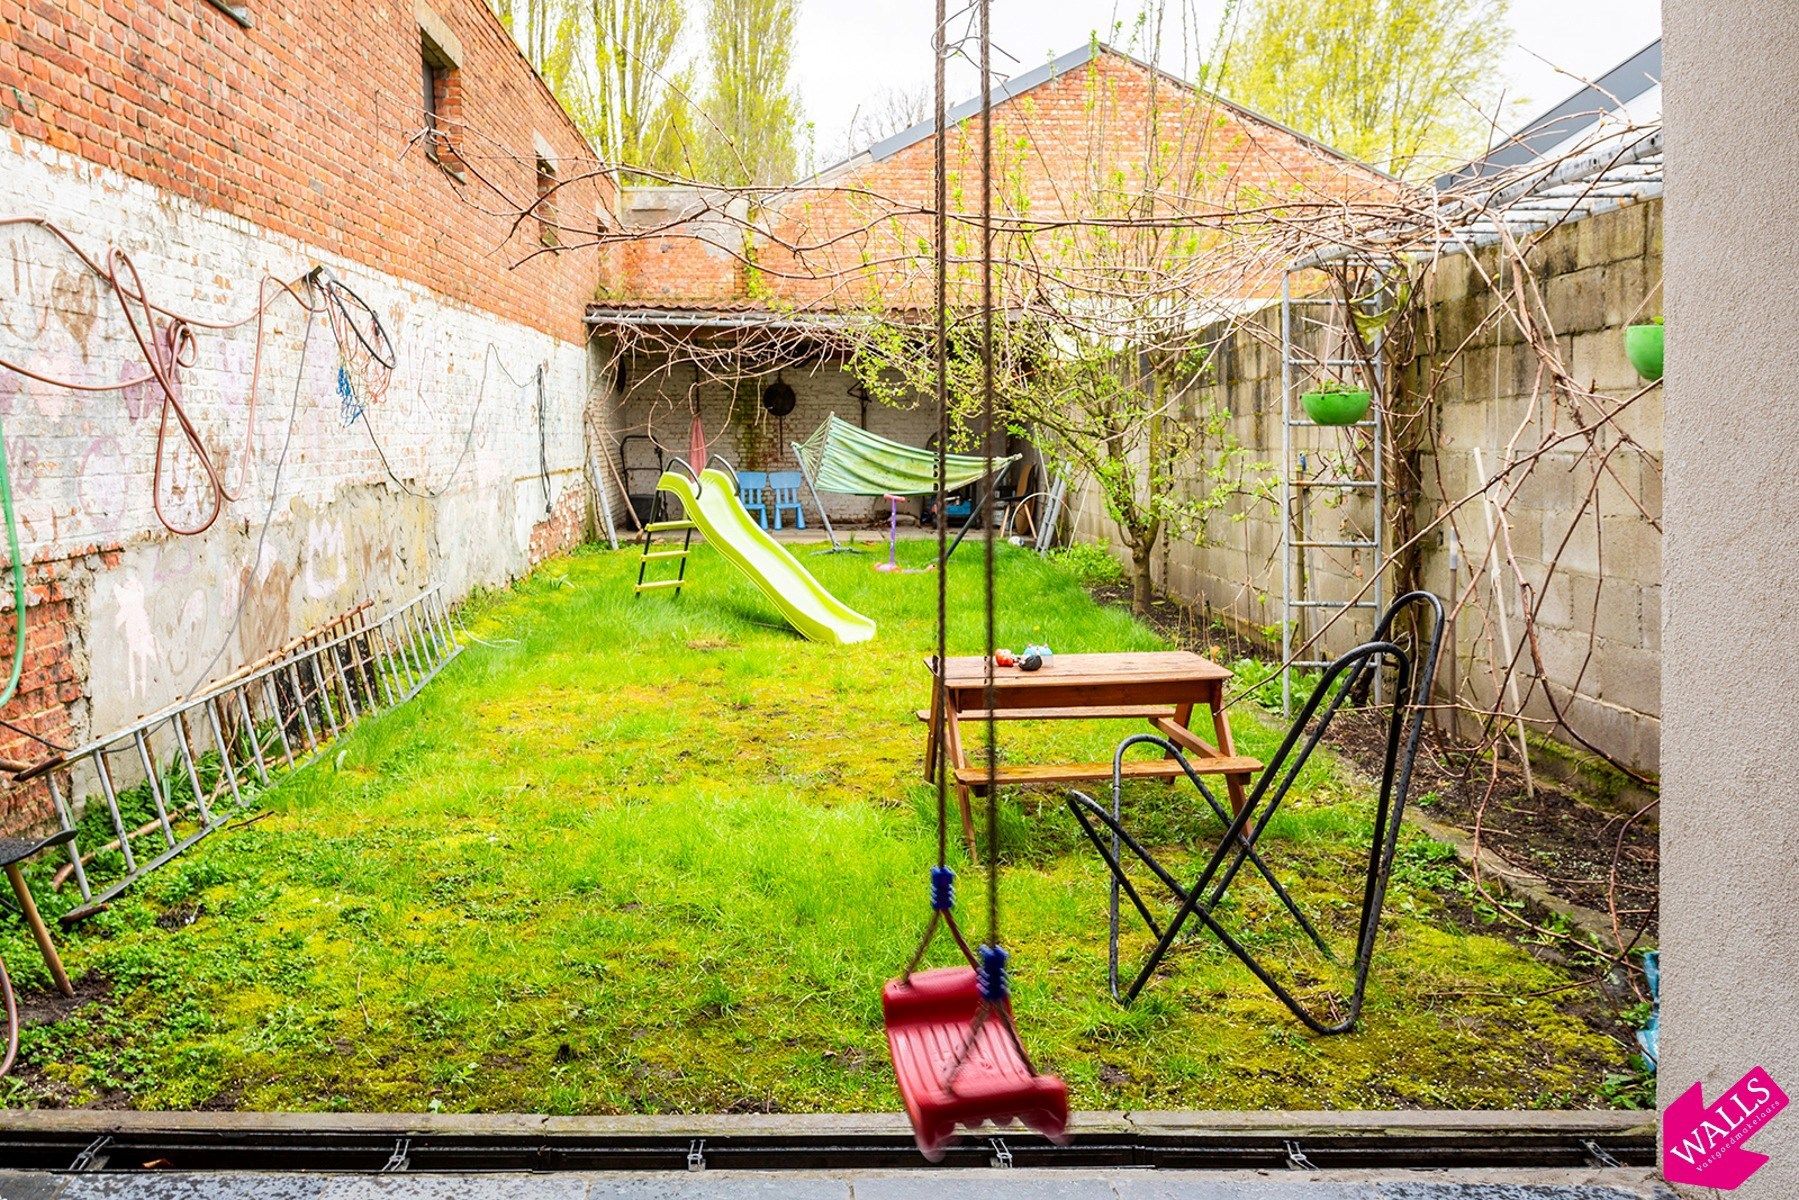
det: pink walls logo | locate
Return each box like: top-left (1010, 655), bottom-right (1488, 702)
top-left (1663, 1066), bottom-right (1789, 1189)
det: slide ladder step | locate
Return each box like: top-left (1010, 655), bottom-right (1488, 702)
top-left (636, 512), bottom-right (696, 599)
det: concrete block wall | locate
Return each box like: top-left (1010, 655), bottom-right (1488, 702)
top-left (0, 0), bottom-right (613, 832)
top-left (1073, 197), bottom-right (1665, 774)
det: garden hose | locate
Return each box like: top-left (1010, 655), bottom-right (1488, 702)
top-left (0, 418), bottom-right (24, 711)
top-left (0, 949), bottom-right (15, 1077)
top-left (0, 416), bottom-right (30, 1083)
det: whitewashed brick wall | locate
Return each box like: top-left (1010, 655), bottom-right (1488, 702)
top-left (0, 134), bottom-right (601, 735)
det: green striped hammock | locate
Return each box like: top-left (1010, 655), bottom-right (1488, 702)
top-left (793, 414), bottom-right (1016, 497)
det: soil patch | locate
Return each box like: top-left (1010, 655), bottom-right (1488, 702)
top-left (1099, 587), bottom-right (1658, 946)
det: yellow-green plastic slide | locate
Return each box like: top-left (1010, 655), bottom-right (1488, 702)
top-left (657, 469), bottom-right (876, 645)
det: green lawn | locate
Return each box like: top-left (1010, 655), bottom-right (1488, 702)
top-left (1, 539), bottom-right (1631, 1112)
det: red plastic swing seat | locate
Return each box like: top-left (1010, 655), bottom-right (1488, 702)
top-left (882, 965), bottom-right (1070, 1161)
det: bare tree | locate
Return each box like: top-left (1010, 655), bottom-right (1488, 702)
top-left (838, 84), bottom-right (932, 161)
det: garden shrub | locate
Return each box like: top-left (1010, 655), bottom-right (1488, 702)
top-left (1045, 542), bottom-right (1125, 588)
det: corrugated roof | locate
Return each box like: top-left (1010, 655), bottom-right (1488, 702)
top-left (586, 301), bottom-right (917, 330)
top-left (1437, 39), bottom-right (1662, 189)
top-left (592, 298), bottom-right (774, 312)
top-left (1295, 126), bottom-right (1662, 270)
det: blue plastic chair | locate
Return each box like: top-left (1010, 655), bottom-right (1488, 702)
top-left (737, 471), bottom-right (769, 529)
top-left (769, 471), bottom-right (806, 530)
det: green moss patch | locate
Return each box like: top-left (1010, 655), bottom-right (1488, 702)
top-left (1, 543), bottom-right (1629, 1113)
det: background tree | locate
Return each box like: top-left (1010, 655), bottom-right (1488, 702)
top-left (589, 0), bottom-right (699, 180)
top-left (1220, 0), bottom-right (1512, 178)
top-left (698, 0), bottom-right (802, 186)
top-left (847, 27), bottom-right (1276, 615)
top-left (489, 0), bottom-right (567, 78)
top-left (489, 0), bottom-right (698, 182)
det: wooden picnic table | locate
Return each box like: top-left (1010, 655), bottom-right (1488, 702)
top-left (921, 650), bottom-right (1262, 858)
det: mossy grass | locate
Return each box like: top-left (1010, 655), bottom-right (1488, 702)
top-left (0, 541), bottom-right (1628, 1112)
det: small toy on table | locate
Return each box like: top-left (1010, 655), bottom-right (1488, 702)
top-left (1018, 643), bottom-right (1053, 671)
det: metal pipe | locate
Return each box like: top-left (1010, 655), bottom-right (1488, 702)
top-left (235, 687), bottom-right (270, 785)
top-left (383, 615), bottom-right (417, 698)
top-left (306, 652), bottom-right (339, 738)
top-left (133, 730), bottom-right (178, 849)
top-left (1279, 270), bottom-right (1294, 718)
top-left (171, 713), bottom-right (212, 826)
top-left (789, 441), bottom-right (846, 552)
top-left (46, 774), bottom-right (90, 901)
top-left (328, 645), bottom-right (360, 723)
top-left (585, 310), bottom-right (872, 332)
top-left (425, 592), bottom-right (455, 660)
top-left (286, 662), bottom-right (318, 750)
top-left (204, 699), bottom-right (244, 807)
top-left (262, 677), bottom-right (294, 765)
top-left (364, 627), bottom-right (397, 709)
top-left (93, 754), bottom-right (138, 874)
top-left (1371, 288), bottom-right (1387, 704)
top-left (399, 608), bottom-right (433, 689)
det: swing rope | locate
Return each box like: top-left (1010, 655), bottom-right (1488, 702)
top-left (977, 0), bottom-right (1001, 972)
top-left (934, 0), bottom-right (952, 884)
top-left (967, 0), bottom-right (1036, 1074)
top-left (922, 0), bottom-right (1035, 1080)
top-left (883, 1), bottom-right (1064, 1152)
top-left (902, 0), bottom-right (973, 980)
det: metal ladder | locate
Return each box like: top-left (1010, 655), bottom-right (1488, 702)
top-left (634, 519), bottom-right (696, 596)
top-left (1278, 269), bottom-right (1388, 716)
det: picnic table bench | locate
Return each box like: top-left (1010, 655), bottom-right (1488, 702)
top-left (922, 650), bottom-right (1261, 858)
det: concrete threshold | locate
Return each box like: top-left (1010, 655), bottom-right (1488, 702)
top-left (0, 1164), bottom-right (1676, 1200)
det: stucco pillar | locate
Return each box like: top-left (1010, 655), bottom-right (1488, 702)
top-left (1660, 2), bottom-right (1799, 1194)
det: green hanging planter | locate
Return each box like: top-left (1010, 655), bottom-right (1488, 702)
top-left (1300, 385), bottom-right (1373, 427)
top-left (1625, 320), bottom-right (1663, 382)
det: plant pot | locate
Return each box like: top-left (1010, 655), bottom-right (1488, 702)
top-left (1300, 388), bottom-right (1373, 426)
top-left (1625, 323), bottom-right (1663, 381)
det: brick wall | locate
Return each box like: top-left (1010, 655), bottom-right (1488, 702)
top-left (0, 0), bottom-right (614, 832)
top-left (767, 49), bottom-right (1392, 309)
top-left (606, 46), bottom-right (1394, 310)
top-left (0, 0), bottom-right (610, 342)
top-left (1073, 197), bottom-right (1665, 774)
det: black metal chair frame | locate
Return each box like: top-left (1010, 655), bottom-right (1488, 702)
top-left (1065, 591), bottom-right (1444, 1034)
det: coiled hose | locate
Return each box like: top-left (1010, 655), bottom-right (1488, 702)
top-left (0, 950), bottom-right (16, 1077)
top-left (0, 413), bottom-right (22, 1077)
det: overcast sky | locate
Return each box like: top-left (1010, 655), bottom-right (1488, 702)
top-left (792, 1), bottom-right (1663, 166)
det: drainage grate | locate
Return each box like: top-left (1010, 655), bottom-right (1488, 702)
top-left (0, 1121), bottom-right (1656, 1174)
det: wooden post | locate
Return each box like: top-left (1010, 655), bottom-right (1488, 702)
top-left (5, 863), bottom-right (73, 997)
